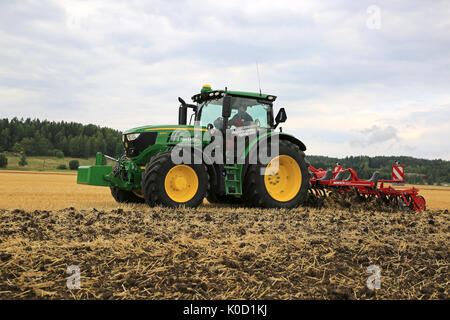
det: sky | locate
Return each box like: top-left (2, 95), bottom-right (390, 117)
top-left (0, 0), bottom-right (449, 160)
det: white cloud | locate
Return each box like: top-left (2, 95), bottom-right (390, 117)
top-left (350, 125), bottom-right (399, 147)
top-left (0, 0), bottom-right (449, 159)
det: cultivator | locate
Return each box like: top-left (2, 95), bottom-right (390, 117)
top-left (308, 163), bottom-right (426, 212)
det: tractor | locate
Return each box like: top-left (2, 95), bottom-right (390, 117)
top-left (77, 84), bottom-right (310, 208)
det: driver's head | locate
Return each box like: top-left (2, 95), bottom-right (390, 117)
top-left (238, 105), bottom-right (247, 113)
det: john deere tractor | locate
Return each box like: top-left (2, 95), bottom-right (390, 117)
top-left (77, 85), bottom-right (310, 208)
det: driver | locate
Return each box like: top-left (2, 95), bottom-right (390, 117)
top-left (230, 105), bottom-right (253, 127)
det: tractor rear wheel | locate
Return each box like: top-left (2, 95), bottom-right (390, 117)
top-left (141, 151), bottom-right (208, 208)
top-left (110, 161), bottom-right (145, 203)
top-left (242, 140), bottom-right (309, 208)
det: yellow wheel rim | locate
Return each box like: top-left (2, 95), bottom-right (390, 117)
top-left (264, 155), bottom-right (302, 202)
top-left (164, 165), bottom-right (199, 203)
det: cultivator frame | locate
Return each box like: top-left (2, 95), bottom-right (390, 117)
top-left (308, 163), bottom-right (426, 212)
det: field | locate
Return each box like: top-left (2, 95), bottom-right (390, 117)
top-left (0, 171), bottom-right (448, 299)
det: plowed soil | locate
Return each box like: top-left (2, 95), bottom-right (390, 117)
top-left (0, 204), bottom-right (448, 299)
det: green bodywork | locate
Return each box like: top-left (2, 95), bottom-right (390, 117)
top-left (77, 87), bottom-right (304, 197)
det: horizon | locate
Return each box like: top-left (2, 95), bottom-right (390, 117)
top-left (2, 115), bottom-right (448, 162)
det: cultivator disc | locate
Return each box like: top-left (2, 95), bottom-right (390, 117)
top-left (307, 163), bottom-right (426, 212)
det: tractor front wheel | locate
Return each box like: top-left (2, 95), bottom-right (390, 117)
top-left (141, 151), bottom-right (208, 208)
top-left (110, 161), bottom-right (145, 203)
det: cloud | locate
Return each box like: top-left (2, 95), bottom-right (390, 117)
top-left (0, 0), bottom-right (449, 159)
top-left (350, 125), bottom-right (399, 147)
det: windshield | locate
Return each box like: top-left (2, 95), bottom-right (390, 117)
top-left (198, 97), bottom-right (272, 129)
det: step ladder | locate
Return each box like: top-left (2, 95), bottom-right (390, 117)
top-left (224, 164), bottom-right (243, 195)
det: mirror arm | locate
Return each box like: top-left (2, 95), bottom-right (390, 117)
top-left (221, 94), bottom-right (233, 164)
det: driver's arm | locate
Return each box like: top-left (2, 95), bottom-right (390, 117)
top-left (243, 112), bottom-right (253, 122)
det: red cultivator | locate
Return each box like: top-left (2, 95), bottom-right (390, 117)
top-left (308, 163), bottom-right (426, 212)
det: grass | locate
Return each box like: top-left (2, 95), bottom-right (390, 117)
top-left (0, 155), bottom-right (97, 172)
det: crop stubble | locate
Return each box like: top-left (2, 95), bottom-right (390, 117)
top-left (0, 171), bottom-right (448, 299)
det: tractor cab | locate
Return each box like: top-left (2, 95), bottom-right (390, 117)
top-left (198, 96), bottom-right (273, 130)
top-left (179, 85), bottom-right (287, 132)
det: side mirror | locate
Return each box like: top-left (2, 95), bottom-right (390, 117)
top-left (222, 95), bottom-right (232, 118)
top-left (275, 108), bottom-right (287, 127)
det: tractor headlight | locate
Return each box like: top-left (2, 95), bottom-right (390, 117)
top-left (126, 133), bottom-right (141, 141)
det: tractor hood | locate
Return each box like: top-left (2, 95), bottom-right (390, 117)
top-left (123, 125), bottom-right (207, 135)
top-left (122, 124), bottom-right (208, 158)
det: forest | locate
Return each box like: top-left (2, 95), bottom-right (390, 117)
top-left (0, 117), bottom-right (449, 185)
top-left (0, 117), bottom-right (123, 158)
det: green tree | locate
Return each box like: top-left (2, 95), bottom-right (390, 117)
top-left (18, 153), bottom-right (27, 167)
top-left (69, 136), bottom-right (82, 157)
top-left (0, 128), bottom-right (10, 151)
top-left (20, 137), bottom-right (35, 155)
top-left (12, 142), bottom-right (24, 154)
top-left (55, 150), bottom-right (64, 158)
top-left (0, 153), bottom-right (7, 168)
top-left (34, 133), bottom-right (52, 156)
top-left (69, 160), bottom-right (79, 170)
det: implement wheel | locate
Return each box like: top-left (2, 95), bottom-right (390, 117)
top-left (141, 151), bottom-right (207, 208)
top-left (243, 140), bottom-right (309, 208)
top-left (412, 195), bottom-right (426, 212)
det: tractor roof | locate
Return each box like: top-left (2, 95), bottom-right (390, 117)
top-left (191, 85), bottom-right (277, 104)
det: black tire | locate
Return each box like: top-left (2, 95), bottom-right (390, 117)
top-left (110, 160), bottom-right (145, 203)
top-left (206, 190), bottom-right (242, 205)
top-left (242, 139), bottom-right (309, 208)
top-left (141, 150), bottom-right (208, 208)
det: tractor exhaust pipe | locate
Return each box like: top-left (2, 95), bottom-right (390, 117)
top-left (178, 97), bottom-right (187, 125)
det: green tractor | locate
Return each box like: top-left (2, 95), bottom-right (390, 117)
top-left (77, 85), bottom-right (310, 208)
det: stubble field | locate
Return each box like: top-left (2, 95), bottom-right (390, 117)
top-left (0, 171), bottom-right (448, 299)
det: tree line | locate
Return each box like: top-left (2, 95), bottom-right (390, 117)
top-left (0, 117), bottom-right (123, 158)
top-left (307, 155), bottom-right (450, 185)
top-left (1, 118), bottom-right (448, 185)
